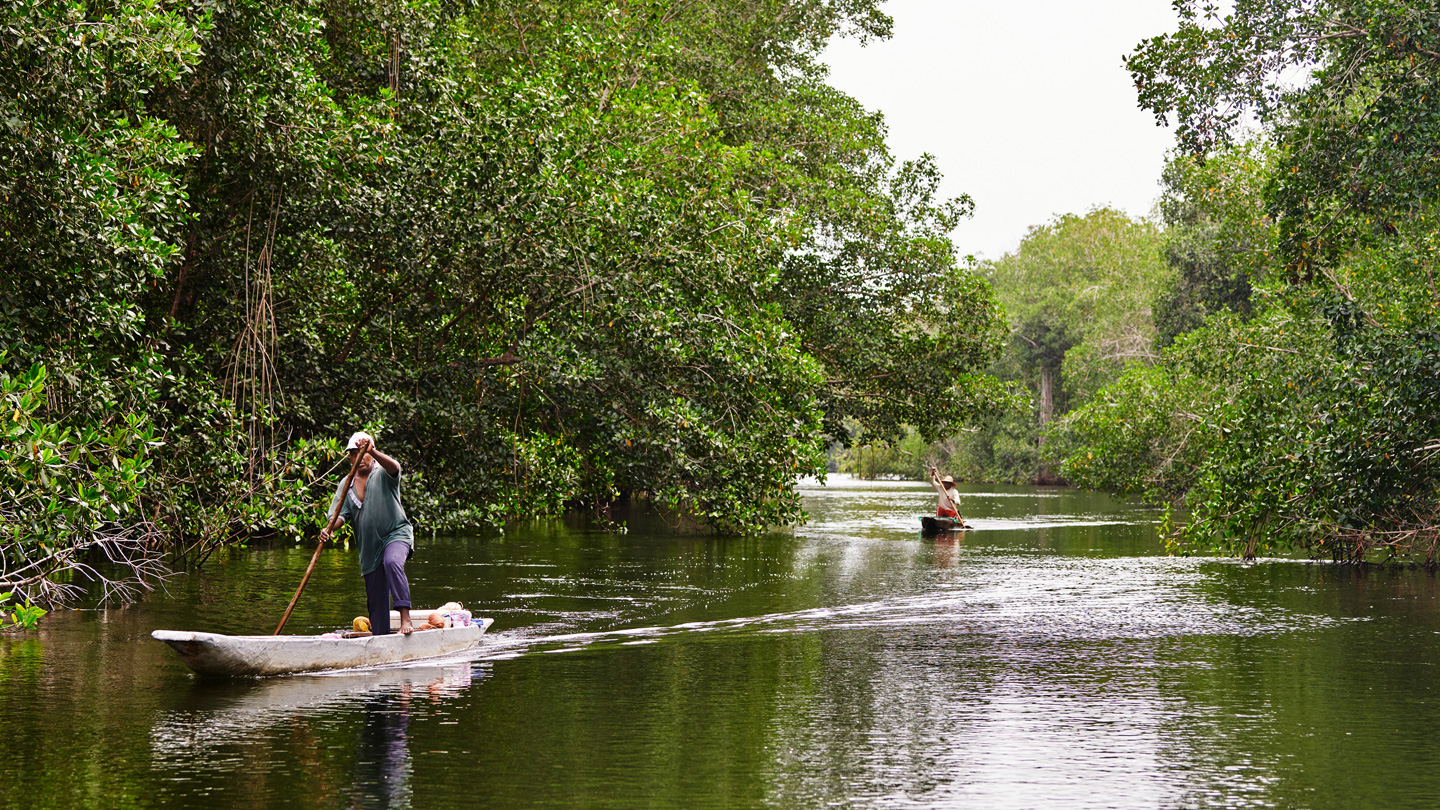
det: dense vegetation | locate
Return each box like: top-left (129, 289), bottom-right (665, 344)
top-left (830, 209), bottom-right (1169, 485)
top-left (1060, 0), bottom-right (1440, 563)
top-left (0, 0), bottom-right (1005, 605)
top-left (834, 208), bottom-right (1170, 486)
top-left (12, 0), bottom-right (1433, 607)
top-left (873, 0), bottom-right (1440, 567)
top-left (952, 209), bottom-right (1168, 484)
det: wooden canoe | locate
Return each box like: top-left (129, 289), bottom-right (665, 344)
top-left (919, 515), bottom-right (969, 535)
top-left (152, 617), bottom-right (494, 677)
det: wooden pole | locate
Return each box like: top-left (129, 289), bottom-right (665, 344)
top-left (930, 465), bottom-right (969, 528)
top-left (274, 450), bottom-right (364, 635)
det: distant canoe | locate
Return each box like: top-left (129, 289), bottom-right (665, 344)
top-left (919, 515), bottom-right (969, 535)
top-left (152, 618), bottom-right (494, 677)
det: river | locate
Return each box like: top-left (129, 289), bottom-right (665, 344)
top-left (2, 477), bottom-right (1439, 809)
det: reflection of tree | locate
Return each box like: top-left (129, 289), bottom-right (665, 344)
top-left (348, 688), bottom-right (413, 810)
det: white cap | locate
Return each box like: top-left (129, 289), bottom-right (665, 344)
top-left (346, 431), bottom-right (374, 451)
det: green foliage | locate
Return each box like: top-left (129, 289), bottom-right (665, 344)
top-left (1057, 361), bottom-right (1211, 501)
top-left (0, 0), bottom-right (1005, 602)
top-left (1126, 0), bottom-right (1440, 277)
top-left (1064, 208), bottom-right (1440, 563)
top-left (1096, 0), bottom-right (1440, 563)
top-left (0, 359), bottom-right (165, 604)
top-left (836, 425), bottom-right (932, 479)
top-left (781, 155), bottom-right (1007, 444)
top-left (1066, 283), bottom-right (1440, 563)
top-left (941, 382), bottom-right (1039, 485)
top-left (0, 592), bottom-right (46, 631)
top-left (965, 209), bottom-right (1170, 483)
top-left (1153, 139), bottom-right (1277, 346)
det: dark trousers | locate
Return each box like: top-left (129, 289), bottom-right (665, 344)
top-left (363, 541), bottom-right (413, 635)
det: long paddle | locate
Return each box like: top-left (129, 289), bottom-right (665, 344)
top-left (930, 465), bottom-right (969, 528)
top-left (273, 448), bottom-right (365, 635)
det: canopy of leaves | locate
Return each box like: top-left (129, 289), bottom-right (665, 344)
top-left (992, 209), bottom-right (1168, 395)
top-left (1126, 0), bottom-right (1440, 276)
top-left (1062, 1), bottom-right (1440, 561)
top-left (1153, 139), bottom-right (1277, 346)
top-left (0, 0), bottom-right (1003, 603)
top-left (1065, 272), bottom-right (1440, 563)
top-left (951, 209), bottom-right (1168, 484)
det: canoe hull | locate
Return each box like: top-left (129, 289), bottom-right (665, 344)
top-left (919, 515), bottom-right (968, 535)
top-left (152, 618), bottom-right (494, 677)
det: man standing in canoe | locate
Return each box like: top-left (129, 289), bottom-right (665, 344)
top-left (321, 432), bottom-right (416, 635)
top-left (928, 465), bottom-right (967, 526)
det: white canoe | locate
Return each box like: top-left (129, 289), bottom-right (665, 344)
top-left (152, 617), bottom-right (494, 677)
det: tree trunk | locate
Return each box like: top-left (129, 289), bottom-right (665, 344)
top-left (1039, 364), bottom-right (1055, 427)
top-left (1037, 364), bottom-right (1057, 484)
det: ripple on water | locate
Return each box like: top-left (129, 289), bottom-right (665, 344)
top-left (467, 555), bottom-right (1340, 665)
top-left (53, 478), bottom-right (1416, 810)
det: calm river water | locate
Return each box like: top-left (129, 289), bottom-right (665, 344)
top-left (3, 477), bottom-right (1440, 809)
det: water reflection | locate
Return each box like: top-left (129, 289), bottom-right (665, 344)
top-left (930, 532), bottom-right (967, 569)
top-left (12, 478), bottom-right (1440, 809)
top-left (349, 691), bottom-right (412, 810)
top-left (150, 663), bottom-right (479, 808)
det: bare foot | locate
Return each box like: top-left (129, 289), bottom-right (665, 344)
top-left (399, 621), bottom-right (414, 635)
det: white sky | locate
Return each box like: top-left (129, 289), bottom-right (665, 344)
top-left (823, 0), bottom-right (1182, 260)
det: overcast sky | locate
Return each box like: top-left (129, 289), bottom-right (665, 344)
top-left (823, 0), bottom-right (1181, 260)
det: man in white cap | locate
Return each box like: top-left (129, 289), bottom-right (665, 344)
top-left (320, 431), bottom-right (416, 634)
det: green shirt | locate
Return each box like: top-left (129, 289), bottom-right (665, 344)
top-left (334, 467), bottom-right (414, 576)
